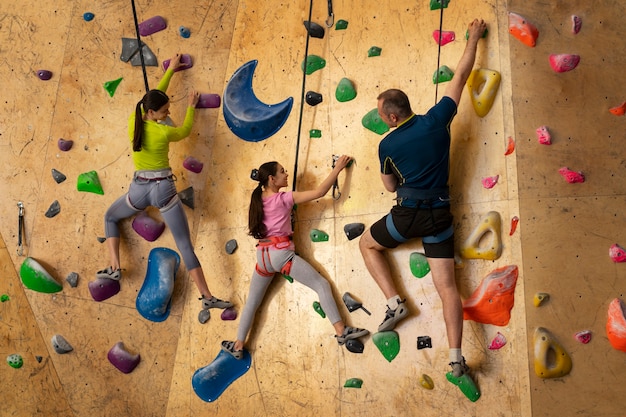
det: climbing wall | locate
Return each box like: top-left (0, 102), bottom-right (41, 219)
top-left (0, 0), bottom-right (624, 416)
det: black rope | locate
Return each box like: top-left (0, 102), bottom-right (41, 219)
top-left (131, 0), bottom-right (150, 93)
top-left (434, 4), bottom-right (444, 104)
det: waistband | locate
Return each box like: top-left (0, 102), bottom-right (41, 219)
top-left (134, 168), bottom-right (174, 181)
top-left (396, 186), bottom-right (450, 208)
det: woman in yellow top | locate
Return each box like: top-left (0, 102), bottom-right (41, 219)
top-left (98, 54), bottom-right (232, 313)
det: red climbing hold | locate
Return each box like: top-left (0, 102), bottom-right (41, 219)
top-left (574, 330), bottom-right (592, 344)
top-left (481, 175), bottom-right (499, 189)
top-left (609, 243), bottom-right (626, 263)
top-left (508, 12), bottom-right (539, 47)
top-left (504, 136), bottom-right (515, 155)
top-left (609, 102), bottom-right (626, 116)
top-left (433, 30), bottom-right (455, 46)
top-left (536, 126), bottom-right (551, 145)
top-left (571, 15), bottom-right (582, 34)
top-left (488, 332), bottom-right (507, 350)
top-left (509, 216), bottom-right (519, 236)
top-left (558, 167), bottom-right (585, 184)
top-left (549, 54), bottom-right (580, 73)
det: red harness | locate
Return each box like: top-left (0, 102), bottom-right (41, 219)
top-left (255, 236), bottom-right (293, 277)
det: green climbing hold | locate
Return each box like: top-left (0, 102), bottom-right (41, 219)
top-left (20, 257), bottom-right (62, 293)
top-left (283, 274), bottom-right (294, 283)
top-left (372, 331), bottom-right (400, 362)
top-left (310, 129), bottom-right (322, 138)
top-left (446, 371), bottom-right (481, 402)
top-left (362, 108), bottom-right (390, 135)
top-left (313, 301), bottom-right (326, 318)
top-left (335, 78), bottom-right (357, 102)
top-left (335, 20), bottom-right (348, 30)
top-left (368, 46), bottom-right (382, 57)
top-left (7, 354), bottom-right (23, 369)
top-left (433, 65), bottom-right (454, 84)
top-left (310, 229), bottom-right (329, 242)
top-left (430, 0), bottom-right (450, 10)
top-left (301, 55), bottom-right (326, 75)
top-left (344, 378), bottom-right (363, 388)
top-left (104, 77), bottom-right (123, 97)
top-left (465, 28), bottom-right (488, 40)
top-left (410, 252), bottom-right (430, 278)
top-left (77, 170), bottom-right (104, 195)
top-left (1, 294), bottom-right (9, 302)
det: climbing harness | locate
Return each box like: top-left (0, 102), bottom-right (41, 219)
top-left (325, 0), bottom-right (334, 28)
top-left (17, 202), bottom-right (24, 256)
top-left (331, 155), bottom-right (341, 200)
top-left (434, 4), bottom-right (445, 104)
top-left (130, 0), bottom-right (150, 93)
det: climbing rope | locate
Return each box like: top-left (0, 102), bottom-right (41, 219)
top-left (434, 3), bottom-right (445, 104)
top-left (130, 0), bottom-right (150, 93)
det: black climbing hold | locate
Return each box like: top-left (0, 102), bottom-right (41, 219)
top-left (178, 187), bottom-right (194, 209)
top-left (225, 239), bottom-right (238, 255)
top-left (66, 272), bottom-right (79, 288)
top-left (36, 356), bottom-right (43, 363)
top-left (97, 237), bottom-right (106, 243)
top-left (345, 339), bottom-right (364, 354)
top-left (342, 292), bottom-right (371, 315)
top-left (198, 309), bottom-right (210, 324)
top-left (344, 223), bottom-right (365, 240)
top-left (51, 169), bottom-right (67, 184)
top-left (304, 20), bottom-right (325, 39)
top-left (417, 335), bottom-right (432, 350)
top-left (120, 38), bottom-right (157, 66)
top-left (306, 91), bottom-right (323, 106)
top-left (45, 200), bottom-right (61, 218)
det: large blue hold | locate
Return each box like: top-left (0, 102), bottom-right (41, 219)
top-left (192, 349), bottom-right (252, 402)
top-left (223, 60), bottom-right (293, 142)
top-left (136, 247), bottom-right (180, 322)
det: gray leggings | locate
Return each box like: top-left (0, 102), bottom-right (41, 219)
top-left (237, 246), bottom-right (342, 342)
top-left (104, 175), bottom-right (200, 270)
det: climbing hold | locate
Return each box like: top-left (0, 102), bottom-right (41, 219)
top-left (609, 243), bottom-right (626, 262)
top-left (345, 339), bottom-right (364, 354)
top-left (460, 211), bottom-right (503, 260)
top-left (138, 15), bottom-right (167, 36)
top-left (430, 0), bottom-right (450, 10)
top-left (368, 46), bottom-right (382, 57)
top-left (178, 186), bottom-right (194, 209)
top-left (533, 327), bottom-right (572, 378)
top-left (162, 54), bottom-right (193, 72)
top-left (1, 294), bottom-right (9, 302)
top-left (20, 257), bottom-right (62, 293)
top-left (103, 77), bottom-right (123, 97)
top-left (83, 12), bottom-right (94, 22)
top-left (119, 38), bottom-right (157, 66)
top-left (306, 91), bottom-right (323, 106)
top-left (465, 28), bottom-right (489, 40)
top-left (536, 126), bottom-right (551, 145)
top-left (466, 69), bottom-right (501, 117)
top-left (132, 211), bottom-right (165, 242)
top-left (571, 15), bottom-right (582, 35)
top-left (183, 156), bottom-right (204, 173)
top-left (549, 54), bottom-right (580, 73)
top-left (77, 170), bottom-right (104, 194)
top-left (574, 330), bottom-right (592, 344)
top-left (558, 167), bottom-right (585, 184)
top-left (609, 102), bottom-right (626, 116)
top-left (508, 12), bottom-right (539, 47)
top-left (37, 70), bottom-right (52, 80)
top-left (463, 265), bottom-right (518, 326)
top-left (313, 301), bottom-right (326, 318)
top-left (302, 55), bottom-right (326, 75)
top-left (198, 309), bottom-right (211, 324)
top-left (488, 332), bottom-right (507, 350)
top-left (221, 307), bottom-right (237, 321)
top-left (51, 334), bottom-right (73, 354)
top-left (335, 78), bottom-right (357, 102)
top-left (433, 65), bottom-right (454, 84)
top-left (509, 216), bottom-right (519, 236)
top-left (65, 272), bottom-right (79, 288)
top-left (504, 136), bottom-right (515, 155)
top-left (225, 239), bottom-right (238, 255)
top-left (409, 252), bottom-right (430, 278)
top-left (533, 292), bottom-right (549, 307)
top-left (373, 331), bottom-right (400, 362)
top-left (419, 374), bottom-right (434, 390)
top-left (344, 223), bottom-right (365, 240)
top-left (108, 342), bottom-right (141, 374)
top-left (7, 354), bottom-right (23, 369)
top-left (344, 378), bottom-right (363, 388)
top-left (96, 236), bottom-right (106, 243)
top-left (342, 292), bottom-right (371, 315)
top-left (433, 30), bottom-right (455, 46)
top-left (58, 138), bottom-right (73, 151)
top-left (136, 247), bottom-right (180, 322)
top-left (51, 168), bottom-right (67, 184)
top-left (335, 19), bottom-right (348, 30)
top-left (35, 356), bottom-right (42, 363)
top-left (283, 274), bottom-right (294, 283)
top-left (223, 60), bottom-right (293, 142)
top-left (196, 93), bottom-right (221, 109)
top-left (309, 129), bottom-right (322, 138)
top-left (179, 26), bottom-right (191, 38)
top-left (88, 277), bottom-right (121, 301)
top-left (310, 229), bottom-right (329, 242)
top-left (481, 175), bottom-right (499, 189)
top-left (45, 200), bottom-right (61, 218)
top-left (417, 335), bottom-right (432, 350)
top-left (362, 108), bottom-right (390, 135)
top-left (446, 372), bottom-right (481, 402)
top-left (607, 298), bottom-right (626, 352)
top-left (304, 21), bottom-right (325, 39)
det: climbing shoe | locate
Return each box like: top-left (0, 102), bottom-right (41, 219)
top-left (336, 326), bottom-right (369, 345)
top-left (201, 296), bottom-right (233, 310)
top-left (96, 266), bottom-right (121, 281)
top-left (221, 340), bottom-right (244, 360)
top-left (377, 299), bottom-right (408, 332)
top-left (449, 356), bottom-right (470, 378)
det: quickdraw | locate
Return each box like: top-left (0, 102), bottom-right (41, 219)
top-left (332, 155), bottom-right (341, 200)
top-left (17, 202), bottom-right (24, 256)
top-left (325, 0), bottom-right (334, 28)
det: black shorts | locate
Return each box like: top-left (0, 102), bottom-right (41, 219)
top-left (370, 205), bottom-right (454, 258)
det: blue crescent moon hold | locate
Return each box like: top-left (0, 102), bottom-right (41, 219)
top-left (223, 60), bottom-right (293, 142)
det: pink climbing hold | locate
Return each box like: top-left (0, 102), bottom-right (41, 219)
top-left (571, 15), bottom-right (582, 34)
top-left (609, 102), bottom-right (626, 116)
top-left (558, 167), bottom-right (585, 184)
top-left (549, 54), bottom-right (580, 73)
top-left (536, 126), bottom-right (551, 145)
top-left (132, 211), bottom-right (165, 242)
top-left (433, 30), bottom-right (455, 46)
top-left (481, 175), bottom-right (499, 189)
top-left (58, 138), bottom-right (74, 151)
top-left (574, 330), bottom-right (592, 344)
top-left (488, 332), bottom-right (507, 350)
top-left (183, 156), bottom-right (204, 173)
top-left (609, 243), bottom-right (626, 263)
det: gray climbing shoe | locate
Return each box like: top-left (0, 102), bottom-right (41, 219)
top-left (449, 356), bottom-right (470, 378)
top-left (96, 266), bottom-right (121, 281)
top-left (221, 340), bottom-right (243, 360)
top-left (336, 326), bottom-right (369, 345)
top-left (378, 299), bottom-right (408, 332)
top-left (201, 296), bottom-right (233, 310)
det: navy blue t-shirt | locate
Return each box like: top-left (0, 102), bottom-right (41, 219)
top-left (379, 96), bottom-right (457, 191)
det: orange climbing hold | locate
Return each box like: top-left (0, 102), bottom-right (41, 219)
top-left (463, 265), bottom-right (518, 326)
top-left (508, 12), bottom-right (539, 47)
top-left (504, 136), bottom-right (515, 155)
top-left (609, 102), bottom-right (626, 116)
top-left (606, 298), bottom-right (626, 352)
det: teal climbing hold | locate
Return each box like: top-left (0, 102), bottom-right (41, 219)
top-left (301, 55), bottom-right (326, 75)
top-left (7, 354), bottom-right (23, 369)
top-left (310, 229), bottom-right (329, 242)
top-left (410, 252), bottom-right (431, 278)
top-left (313, 301), bottom-right (326, 318)
top-left (335, 78), bottom-right (357, 102)
top-left (368, 46), bottom-right (382, 57)
top-left (77, 170), bottom-right (104, 195)
top-left (103, 77), bottom-right (123, 97)
top-left (362, 108), bottom-right (390, 135)
top-left (344, 378), bottom-right (363, 388)
top-left (433, 65), bottom-right (454, 84)
top-left (335, 20), bottom-right (348, 30)
top-left (310, 129), bottom-right (322, 138)
top-left (430, 0), bottom-right (450, 10)
top-left (446, 371), bottom-right (481, 402)
top-left (20, 257), bottom-right (62, 293)
top-left (372, 331), bottom-right (400, 362)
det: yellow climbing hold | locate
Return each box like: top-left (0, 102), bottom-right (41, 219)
top-left (466, 69), bottom-right (501, 117)
top-left (460, 211), bottom-right (502, 260)
top-left (533, 327), bottom-right (572, 379)
top-left (534, 292), bottom-right (550, 307)
top-left (419, 374), bottom-right (434, 390)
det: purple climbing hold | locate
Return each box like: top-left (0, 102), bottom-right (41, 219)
top-left (37, 70), bottom-right (52, 80)
top-left (138, 15), bottom-right (167, 36)
top-left (132, 211), bottom-right (165, 242)
top-left (108, 342), bottom-right (141, 374)
top-left (221, 307), bottom-right (237, 321)
top-left (196, 93), bottom-right (221, 109)
top-left (183, 156), bottom-right (204, 173)
top-left (58, 138), bottom-right (73, 151)
top-left (88, 277), bottom-right (120, 301)
top-left (162, 54), bottom-right (193, 72)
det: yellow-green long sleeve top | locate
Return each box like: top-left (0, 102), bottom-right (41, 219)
top-left (129, 68), bottom-right (196, 170)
